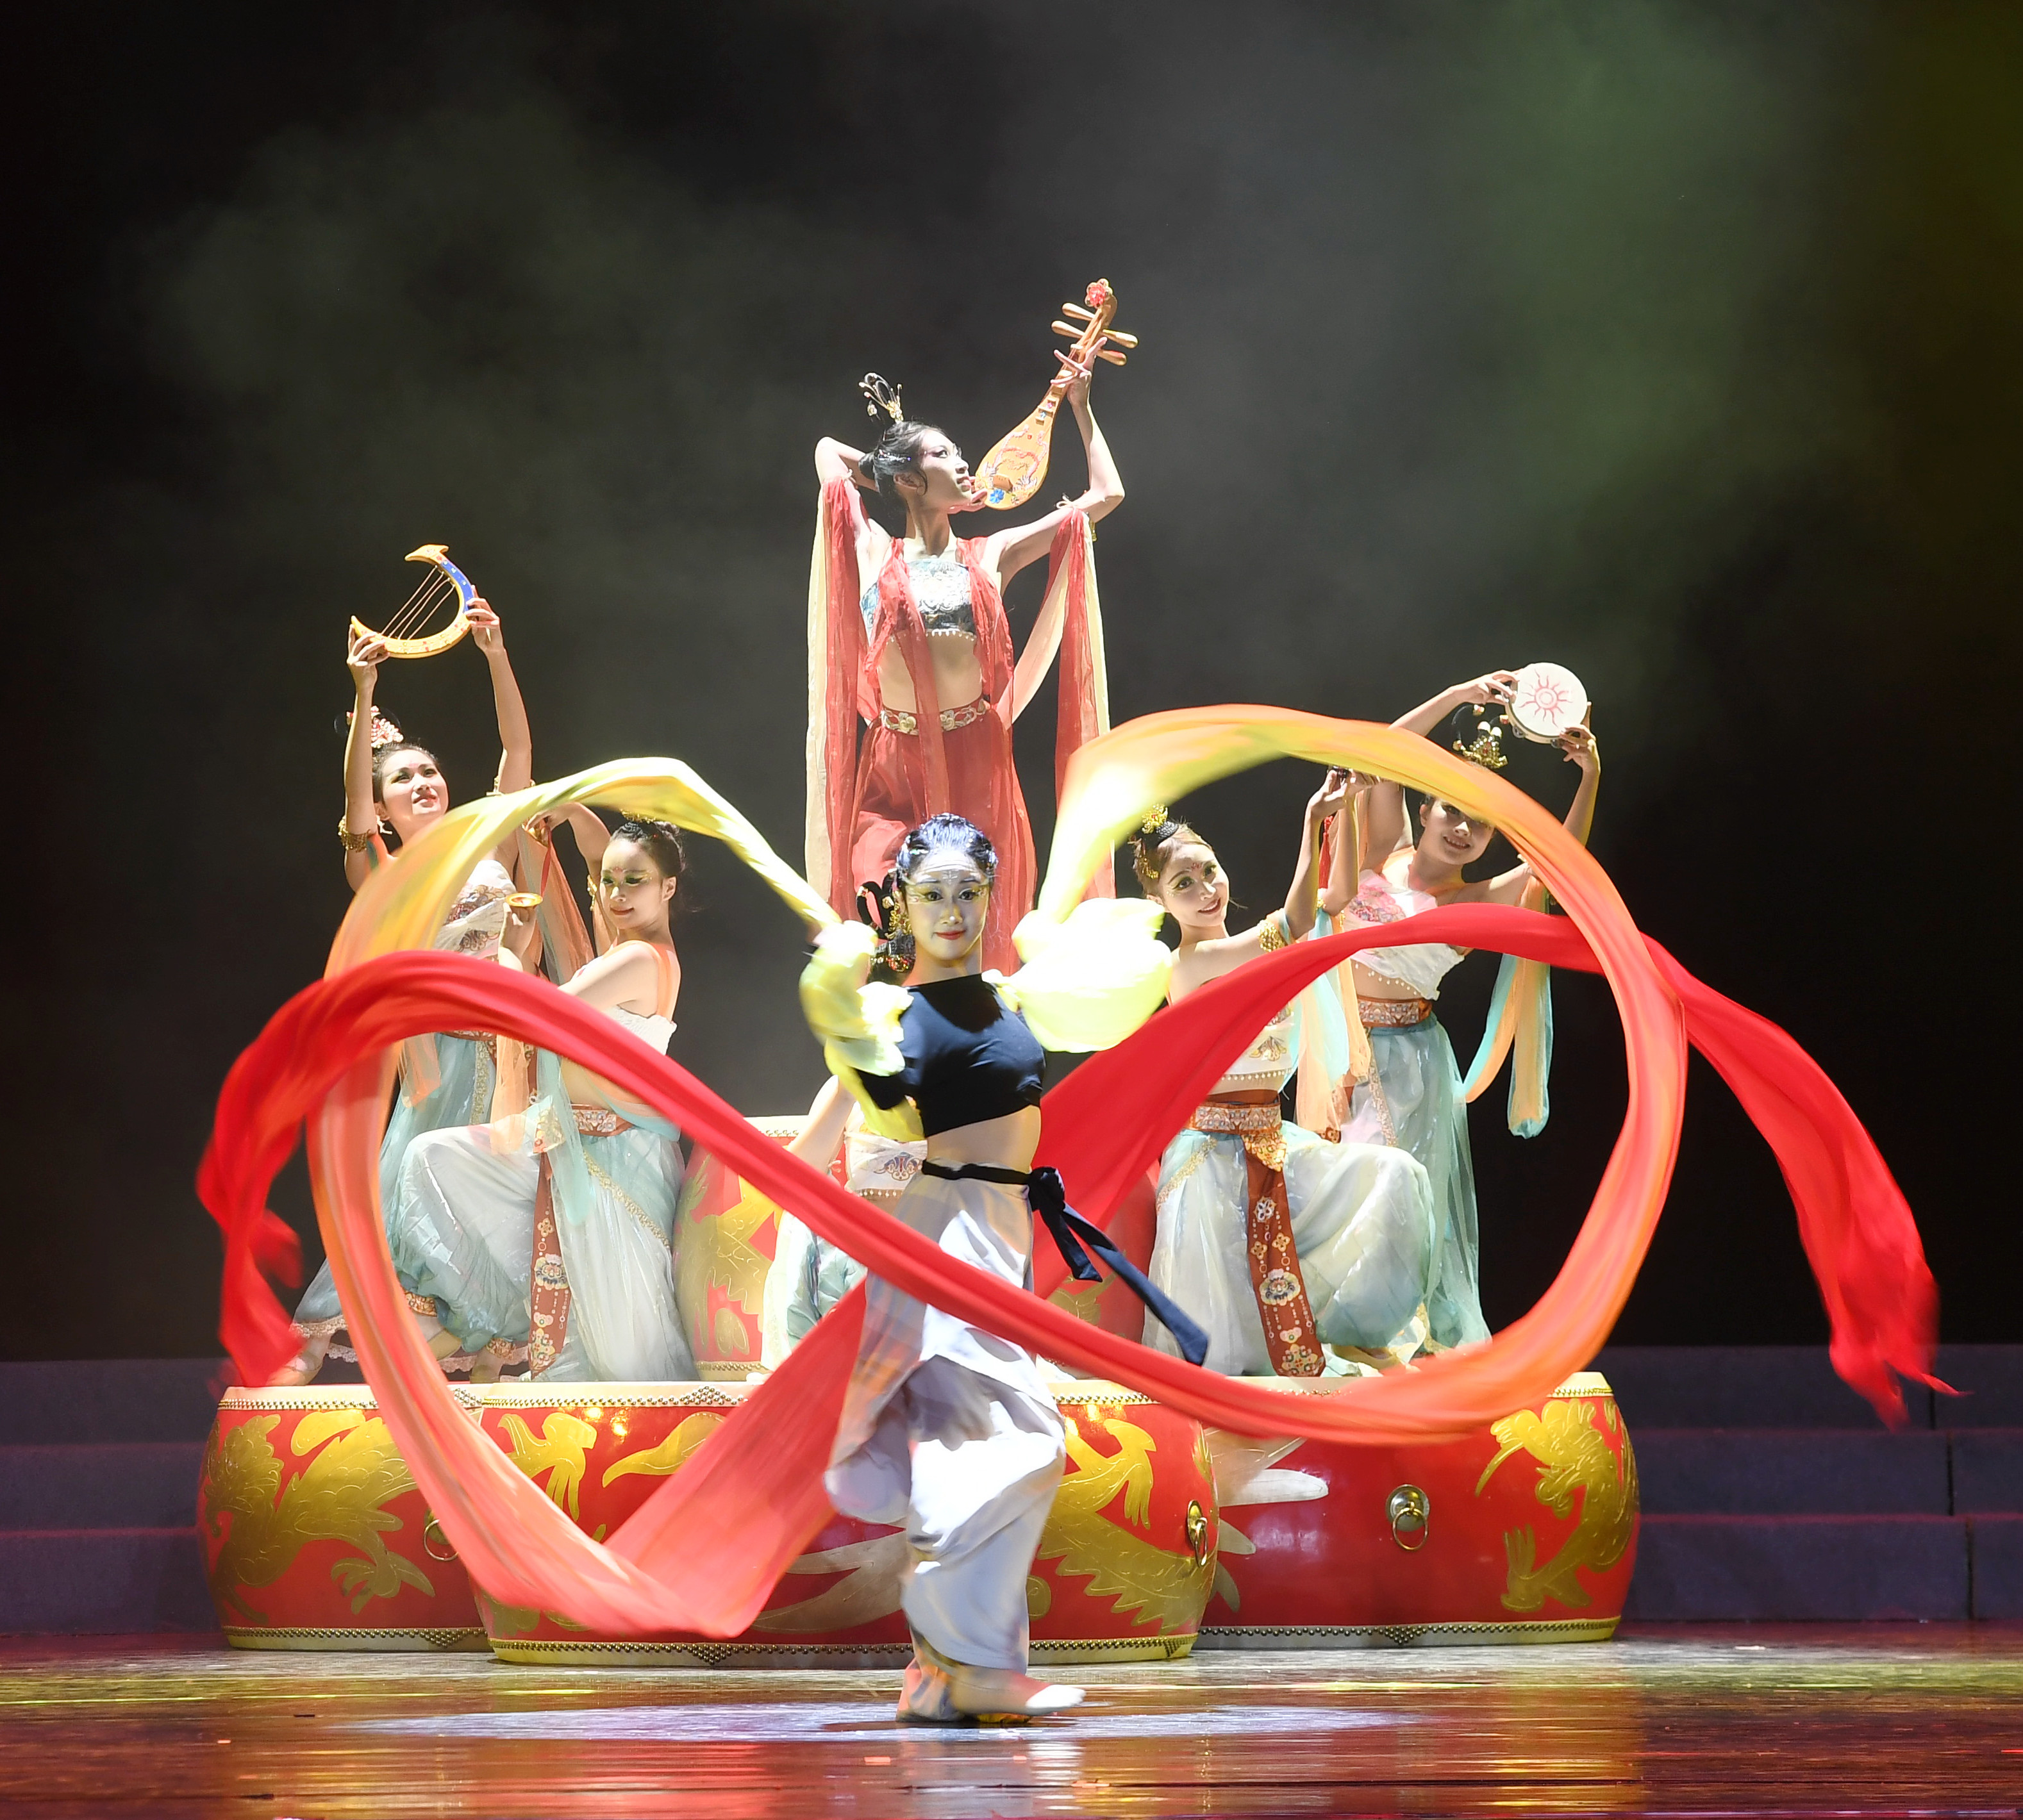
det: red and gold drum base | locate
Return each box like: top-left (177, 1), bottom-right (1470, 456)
top-left (1199, 1371), bottom-right (1637, 1648)
top-left (199, 1386), bottom-right (487, 1651)
top-left (467, 1378), bottom-right (1216, 1667)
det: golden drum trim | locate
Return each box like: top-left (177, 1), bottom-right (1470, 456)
top-left (222, 1625), bottom-right (490, 1653)
top-left (217, 1375), bottom-right (1596, 1413)
top-left (1196, 1617), bottom-right (1619, 1649)
top-left (486, 1634), bottom-right (1197, 1667)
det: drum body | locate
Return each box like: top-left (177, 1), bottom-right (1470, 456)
top-left (673, 1115), bottom-right (801, 1381)
top-left (465, 1377), bottom-right (1215, 1667)
top-left (199, 1386), bottom-right (487, 1651)
top-left (1199, 1372), bottom-right (1637, 1647)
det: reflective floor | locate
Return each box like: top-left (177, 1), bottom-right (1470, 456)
top-left (3, 1626), bottom-right (2020, 1817)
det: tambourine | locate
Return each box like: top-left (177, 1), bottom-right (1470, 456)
top-left (1504, 662), bottom-right (1589, 743)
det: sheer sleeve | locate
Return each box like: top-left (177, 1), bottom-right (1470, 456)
top-left (999, 897), bottom-right (1172, 1052)
top-left (797, 922), bottom-right (922, 1140)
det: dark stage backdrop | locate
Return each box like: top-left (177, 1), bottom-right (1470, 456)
top-left (8, 3), bottom-right (2019, 1358)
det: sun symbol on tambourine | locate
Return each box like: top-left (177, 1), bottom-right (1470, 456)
top-left (1506, 662), bottom-right (1589, 743)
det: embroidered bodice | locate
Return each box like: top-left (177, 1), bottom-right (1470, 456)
top-left (1209, 1002), bottom-right (1298, 1097)
top-left (1347, 867), bottom-right (1469, 1000)
top-left (433, 858), bottom-right (513, 959)
top-left (860, 543), bottom-right (977, 641)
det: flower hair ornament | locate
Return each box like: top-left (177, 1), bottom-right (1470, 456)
top-left (1138, 804), bottom-right (1170, 835)
top-left (859, 373), bottom-right (905, 425)
top-left (339, 706), bottom-right (409, 754)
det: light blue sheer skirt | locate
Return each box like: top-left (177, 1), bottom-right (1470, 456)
top-left (1342, 1016), bottom-right (1489, 1350)
top-left (1144, 1121), bottom-right (1436, 1374)
top-left (290, 1034), bottom-right (494, 1332)
top-left (385, 1117), bottom-right (695, 1382)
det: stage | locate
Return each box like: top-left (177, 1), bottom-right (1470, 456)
top-left (3, 1626), bottom-right (2018, 1817)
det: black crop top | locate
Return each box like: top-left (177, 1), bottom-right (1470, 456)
top-left (859, 975), bottom-right (1045, 1137)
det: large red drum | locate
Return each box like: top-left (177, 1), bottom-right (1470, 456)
top-left (672, 1115), bottom-right (802, 1381)
top-left (463, 1377), bottom-right (1217, 1667)
top-left (1199, 1371), bottom-right (1638, 1647)
top-left (199, 1386), bottom-right (487, 1651)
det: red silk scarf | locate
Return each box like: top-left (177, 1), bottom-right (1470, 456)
top-left (199, 900), bottom-right (1936, 1638)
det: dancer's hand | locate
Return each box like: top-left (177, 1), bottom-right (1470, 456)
top-left (1557, 718), bottom-right (1599, 776)
top-left (1052, 339), bottom-right (1104, 408)
top-left (1456, 670), bottom-right (1517, 709)
top-left (1338, 769), bottom-right (1382, 797)
top-left (1308, 768), bottom-right (1351, 825)
top-left (347, 627), bottom-right (386, 691)
top-left (469, 599), bottom-right (505, 656)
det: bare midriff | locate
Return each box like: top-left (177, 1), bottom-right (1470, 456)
top-left (922, 1105), bottom-right (1042, 1173)
top-left (876, 634), bottom-right (984, 716)
top-left (1351, 960), bottom-right (1425, 1002)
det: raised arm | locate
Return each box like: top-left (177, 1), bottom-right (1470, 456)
top-left (1392, 670), bottom-right (1517, 740)
top-left (1319, 772), bottom-right (1381, 916)
top-left (1482, 722), bottom-right (1601, 904)
top-left (985, 352), bottom-right (1124, 588)
top-left (469, 600), bottom-right (532, 796)
top-left (340, 629), bottom-right (387, 891)
top-left (815, 437), bottom-right (876, 492)
top-left (1282, 770), bottom-right (1348, 940)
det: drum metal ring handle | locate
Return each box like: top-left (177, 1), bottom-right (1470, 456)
top-left (1387, 1484), bottom-right (1430, 1552)
top-left (1185, 1499), bottom-right (1211, 1566)
top-left (422, 1514), bottom-right (459, 1562)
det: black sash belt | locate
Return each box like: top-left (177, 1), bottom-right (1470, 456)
top-left (920, 1161), bottom-right (1210, 1367)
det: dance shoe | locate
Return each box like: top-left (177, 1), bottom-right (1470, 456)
top-left (895, 1635), bottom-right (1085, 1724)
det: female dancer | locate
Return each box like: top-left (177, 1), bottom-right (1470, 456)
top-left (385, 818), bottom-right (692, 1384)
top-left (279, 606), bottom-right (537, 1382)
top-left (808, 352), bottom-right (1123, 972)
top-left (1132, 779), bottom-right (1438, 1376)
top-left (801, 813), bottom-right (1163, 1723)
top-left (1323, 672), bottom-right (1600, 1350)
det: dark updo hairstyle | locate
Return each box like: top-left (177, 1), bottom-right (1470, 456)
top-left (1130, 811), bottom-right (1203, 893)
top-left (857, 813), bottom-right (997, 981)
top-left (607, 817), bottom-right (687, 895)
top-left (854, 374), bottom-right (947, 502)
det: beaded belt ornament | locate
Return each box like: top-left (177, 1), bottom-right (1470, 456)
top-left (570, 1105), bottom-right (632, 1136)
top-left (1187, 1096), bottom-right (1322, 1376)
top-left (878, 695), bottom-right (991, 736)
top-left (1359, 997), bottom-right (1433, 1029)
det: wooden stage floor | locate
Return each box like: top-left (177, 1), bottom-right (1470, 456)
top-left (3, 1625), bottom-right (2020, 1817)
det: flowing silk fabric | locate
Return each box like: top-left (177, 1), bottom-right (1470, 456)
top-left (201, 716), bottom-right (1934, 1637)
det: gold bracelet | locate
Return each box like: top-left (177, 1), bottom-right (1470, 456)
top-left (1258, 911), bottom-right (1290, 953)
top-left (338, 816), bottom-right (375, 853)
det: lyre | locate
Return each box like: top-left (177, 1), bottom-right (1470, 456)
top-left (974, 279), bottom-right (1137, 511)
top-left (349, 544), bottom-right (478, 659)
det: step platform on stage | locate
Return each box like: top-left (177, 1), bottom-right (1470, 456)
top-left (194, 1373), bottom-right (1633, 1661)
top-left (10, 1349), bottom-right (2023, 1637)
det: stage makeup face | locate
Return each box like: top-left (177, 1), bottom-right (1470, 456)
top-left (376, 747), bottom-right (447, 842)
top-left (1150, 838), bottom-right (1229, 936)
top-left (598, 836), bottom-right (678, 937)
top-left (903, 852), bottom-right (991, 970)
top-left (1419, 797), bottom-right (1494, 867)
top-left (893, 430), bottom-right (983, 513)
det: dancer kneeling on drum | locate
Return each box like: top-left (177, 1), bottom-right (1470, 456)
top-left (800, 813), bottom-right (1197, 1724)
top-left (1133, 779), bottom-right (1438, 1377)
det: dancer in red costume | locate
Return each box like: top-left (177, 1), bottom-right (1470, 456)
top-left (807, 356), bottom-right (1123, 972)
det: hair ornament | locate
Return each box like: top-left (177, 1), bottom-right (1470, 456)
top-left (1452, 707), bottom-right (1509, 772)
top-left (1138, 805), bottom-right (1170, 836)
top-left (859, 373), bottom-right (905, 425)
top-left (344, 706), bottom-right (408, 753)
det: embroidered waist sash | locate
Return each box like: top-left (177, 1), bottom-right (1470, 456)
top-left (1188, 1092), bottom-right (1324, 1377)
top-left (877, 694), bottom-right (991, 736)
